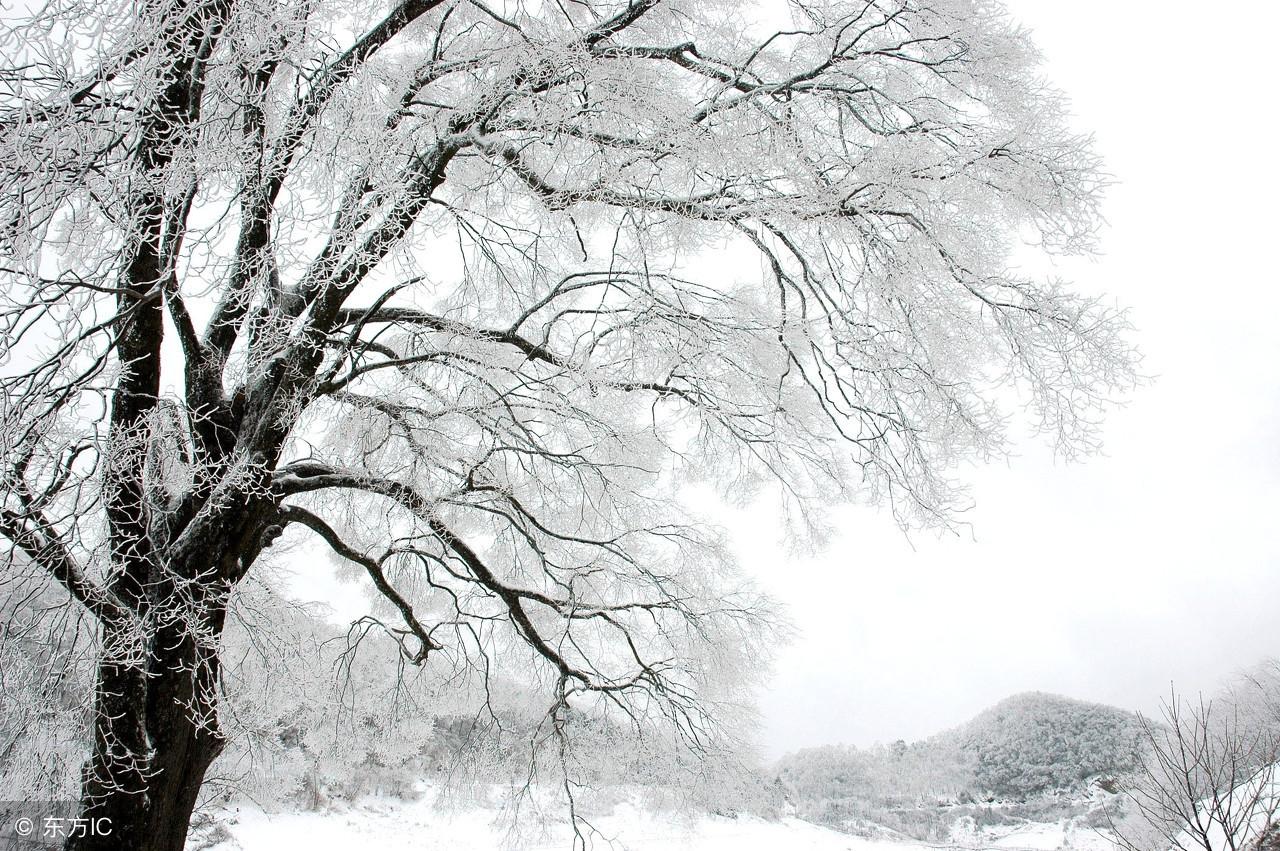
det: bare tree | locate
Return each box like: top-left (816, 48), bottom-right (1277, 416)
top-left (1117, 690), bottom-right (1280, 851)
top-left (0, 0), bottom-right (1137, 848)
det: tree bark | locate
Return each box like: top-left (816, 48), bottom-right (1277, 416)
top-left (67, 611), bottom-right (227, 851)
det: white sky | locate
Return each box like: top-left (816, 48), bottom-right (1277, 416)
top-left (744, 0), bottom-right (1280, 757)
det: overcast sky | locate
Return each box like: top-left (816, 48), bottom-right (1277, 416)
top-left (742, 0), bottom-right (1280, 758)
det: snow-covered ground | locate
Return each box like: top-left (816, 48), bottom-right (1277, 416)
top-left (204, 793), bottom-right (866, 850)
top-left (944, 814), bottom-right (1115, 851)
top-left (978, 820), bottom-right (1114, 851)
top-left (201, 790), bottom-right (1124, 851)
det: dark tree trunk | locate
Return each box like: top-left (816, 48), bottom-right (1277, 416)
top-left (68, 604), bottom-right (229, 851)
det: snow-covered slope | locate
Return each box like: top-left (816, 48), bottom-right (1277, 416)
top-left (1173, 763), bottom-right (1280, 851)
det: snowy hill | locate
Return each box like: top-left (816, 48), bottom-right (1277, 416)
top-left (775, 692), bottom-right (1140, 842)
top-left (959, 693), bottom-right (1145, 798)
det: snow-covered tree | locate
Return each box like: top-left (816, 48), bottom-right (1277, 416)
top-left (0, 0), bottom-right (1136, 847)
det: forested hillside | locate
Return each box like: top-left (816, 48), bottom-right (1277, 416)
top-left (962, 693), bottom-right (1146, 798)
top-left (775, 692), bottom-right (1143, 839)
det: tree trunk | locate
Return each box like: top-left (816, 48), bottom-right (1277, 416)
top-left (68, 611), bottom-right (227, 851)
